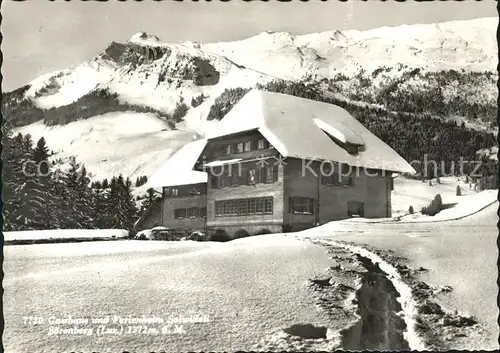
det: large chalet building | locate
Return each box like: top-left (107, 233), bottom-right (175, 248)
top-left (137, 90), bottom-right (415, 236)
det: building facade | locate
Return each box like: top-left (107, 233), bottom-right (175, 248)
top-left (137, 90), bottom-right (414, 236)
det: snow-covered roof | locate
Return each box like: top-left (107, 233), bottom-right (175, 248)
top-left (144, 139), bottom-right (208, 188)
top-left (312, 118), bottom-right (364, 146)
top-left (207, 90), bottom-right (416, 174)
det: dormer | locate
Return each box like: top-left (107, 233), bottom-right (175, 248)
top-left (313, 118), bottom-right (365, 155)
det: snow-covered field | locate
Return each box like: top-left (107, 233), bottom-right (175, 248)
top-left (3, 229), bottom-right (128, 242)
top-left (4, 198), bottom-right (498, 351)
top-left (3, 236), bottom-right (345, 352)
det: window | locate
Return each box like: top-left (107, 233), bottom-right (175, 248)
top-left (238, 199), bottom-right (247, 216)
top-left (248, 198), bottom-right (256, 215)
top-left (255, 198), bottom-right (264, 215)
top-left (230, 200), bottom-right (238, 216)
top-left (342, 175), bottom-right (355, 187)
top-left (264, 198), bottom-right (273, 214)
top-left (320, 162), bottom-right (342, 186)
top-left (214, 197), bottom-right (273, 217)
top-left (223, 201), bottom-right (231, 216)
top-left (175, 207), bottom-right (206, 219)
top-left (257, 139), bottom-right (269, 150)
top-left (236, 142), bottom-right (244, 153)
top-left (320, 162), bottom-right (339, 186)
top-left (289, 197), bottom-right (314, 215)
top-left (244, 141), bottom-right (252, 152)
top-left (174, 208), bottom-right (186, 219)
top-left (165, 188), bottom-right (179, 197)
top-left (321, 163), bottom-right (354, 187)
top-left (225, 144), bottom-right (232, 155)
top-left (341, 164), bottom-right (355, 187)
top-left (254, 197), bottom-right (274, 214)
top-left (211, 163), bottom-right (277, 189)
top-left (187, 207), bottom-right (199, 219)
top-left (215, 203), bottom-right (224, 216)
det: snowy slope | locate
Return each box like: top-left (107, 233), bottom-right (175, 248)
top-left (21, 17), bottom-right (496, 114)
top-left (14, 112), bottom-right (196, 180)
top-left (24, 60), bottom-right (116, 109)
top-left (203, 17), bottom-right (497, 80)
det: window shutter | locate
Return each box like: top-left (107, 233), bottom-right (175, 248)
top-left (289, 197), bottom-right (294, 213)
top-left (211, 175), bottom-right (218, 189)
top-left (273, 165), bottom-right (278, 182)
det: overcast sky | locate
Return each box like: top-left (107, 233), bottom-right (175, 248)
top-left (2, 0), bottom-right (496, 91)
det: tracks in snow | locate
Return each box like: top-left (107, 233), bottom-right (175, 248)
top-left (302, 238), bottom-right (480, 351)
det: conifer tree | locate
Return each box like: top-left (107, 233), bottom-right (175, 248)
top-left (23, 133), bottom-right (33, 150)
top-left (141, 188), bottom-right (158, 214)
top-left (33, 137), bottom-right (50, 163)
top-left (113, 176), bottom-right (138, 231)
top-left (91, 187), bottom-right (108, 228)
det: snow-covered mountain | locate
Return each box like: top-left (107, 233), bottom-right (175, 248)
top-left (6, 17), bottom-right (497, 182)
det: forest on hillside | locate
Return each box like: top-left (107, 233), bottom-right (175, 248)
top-left (207, 80), bottom-right (497, 179)
top-left (2, 87), bottom-right (189, 127)
top-left (2, 121), bottom-right (160, 232)
top-left (326, 68), bottom-right (497, 127)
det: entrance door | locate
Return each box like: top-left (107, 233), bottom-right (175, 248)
top-left (347, 201), bottom-right (364, 218)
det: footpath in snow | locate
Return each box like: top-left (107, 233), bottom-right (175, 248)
top-left (294, 234), bottom-right (488, 351)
